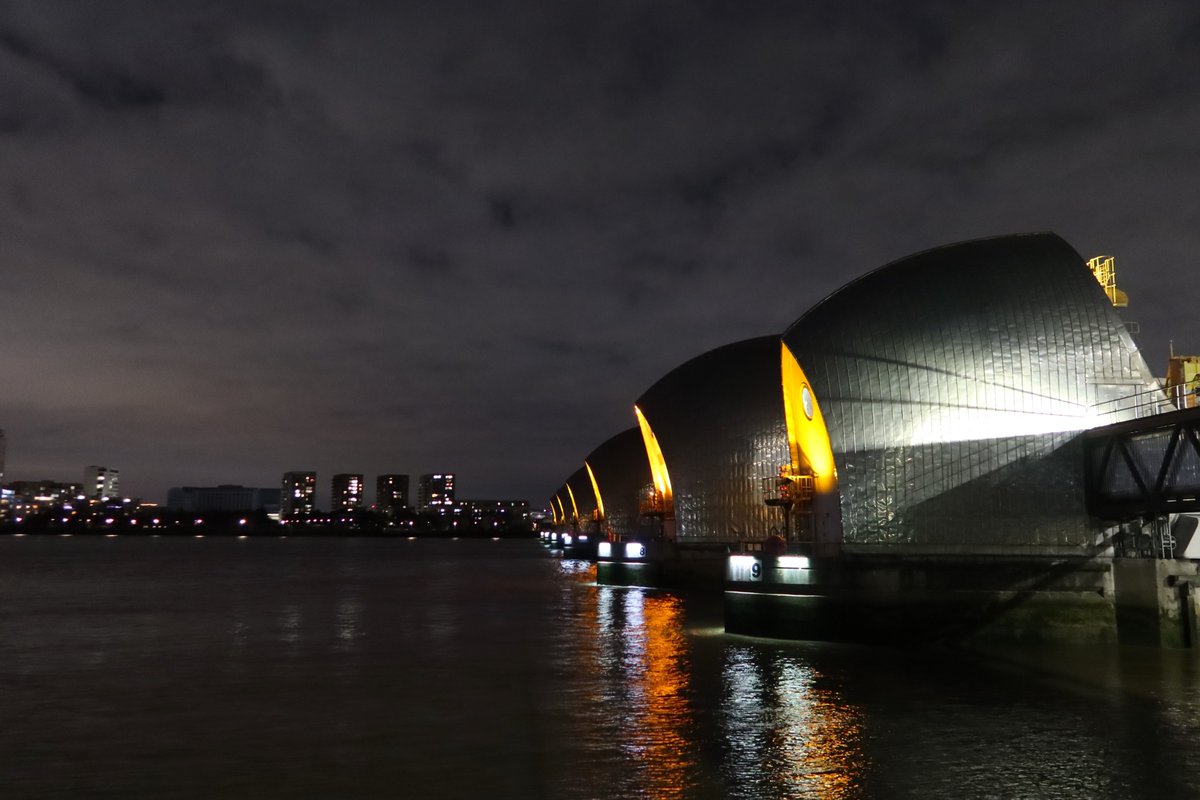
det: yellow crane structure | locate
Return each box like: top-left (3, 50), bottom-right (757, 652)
top-left (1088, 255), bottom-right (1129, 307)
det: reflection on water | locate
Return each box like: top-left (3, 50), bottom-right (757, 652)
top-left (4, 538), bottom-right (1200, 799)
top-left (723, 649), bottom-right (864, 799)
top-left (618, 589), bottom-right (694, 799)
top-left (586, 580), bottom-right (864, 800)
top-left (279, 603), bottom-right (302, 645)
top-left (335, 596), bottom-right (363, 648)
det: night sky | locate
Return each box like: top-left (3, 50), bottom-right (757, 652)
top-left (3, 1), bottom-right (1199, 507)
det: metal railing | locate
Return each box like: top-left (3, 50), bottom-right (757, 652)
top-left (1089, 384), bottom-right (1177, 420)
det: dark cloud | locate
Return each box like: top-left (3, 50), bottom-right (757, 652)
top-left (1, 0), bottom-right (1199, 506)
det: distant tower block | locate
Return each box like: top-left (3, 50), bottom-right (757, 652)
top-left (418, 473), bottom-right (455, 511)
top-left (1088, 255), bottom-right (1129, 307)
top-left (84, 465), bottom-right (120, 500)
top-left (332, 473), bottom-right (364, 513)
top-left (281, 471), bottom-right (316, 518)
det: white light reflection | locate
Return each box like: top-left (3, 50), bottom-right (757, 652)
top-left (596, 586), bottom-right (615, 633)
top-left (280, 604), bottom-right (302, 645)
top-left (722, 648), bottom-right (865, 798)
top-left (335, 597), bottom-right (364, 650)
top-left (909, 404), bottom-right (1090, 447)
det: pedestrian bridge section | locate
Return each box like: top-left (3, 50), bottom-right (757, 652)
top-left (1084, 406), bottom-right (1200, 519)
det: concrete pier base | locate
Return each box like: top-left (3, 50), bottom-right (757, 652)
top-left (595, 541), bottom-right (729, 590)
top-left (590, 543), bottom-right (1200, 648)
top-left (725, 553), bottom-right (1119, 645)
top-left (1112, 559), bottom-right (1200, 648)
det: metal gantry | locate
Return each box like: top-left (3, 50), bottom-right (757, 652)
top-left (1084, 406), bottom-right (1200, 519)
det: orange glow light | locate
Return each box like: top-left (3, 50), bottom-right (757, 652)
top-left (565, 482), bottom-right (580, 522)
top-left (634, 405), bottom-right (673, 505)
top-left (585, 461), bottom-right (605, 521)
top-left (780, 342), bottom-right (837, 496)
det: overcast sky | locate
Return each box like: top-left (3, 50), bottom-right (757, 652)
top-left (2, 0), bottom-right (1199, 506)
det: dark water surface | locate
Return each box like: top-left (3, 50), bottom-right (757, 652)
top-left (2, 537), bottom-right (1199, 799)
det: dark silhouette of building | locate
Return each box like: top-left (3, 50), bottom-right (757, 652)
top-left (376, 474), bottom-right (410, 515)
top-left (166, 485), bottom-right (281, 514)
top-left (457, 499), bottom-right (529, 527)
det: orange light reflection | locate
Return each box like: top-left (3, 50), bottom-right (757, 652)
top-left (618, 590), bottom-right (695, 799)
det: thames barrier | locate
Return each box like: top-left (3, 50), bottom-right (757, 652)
top-left (546, 232), bottom-right (1200, 647)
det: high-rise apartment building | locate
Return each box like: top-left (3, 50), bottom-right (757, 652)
top-left (331, 473), bottom-right (364, 514)
top-left (418, 473), bottom-right (455, 511)
top-left (83, 465), bottom-right (120, 500)
top-left (281, 471), bottom-right (316, 518)
top-left (376, 474), bottom-right (410, 515)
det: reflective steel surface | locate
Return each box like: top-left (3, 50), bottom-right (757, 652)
top-left (783, 233), bottom-right (1163, 547)
top-left (582, 427), bottom-right (651, 539)
top-left (5, 537), bottom-right (1200, 799)
top-left (636, 337), bottom-right (792, 542)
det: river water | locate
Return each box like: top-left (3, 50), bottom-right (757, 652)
top-left (2, 536), bottom-right (1199, 799)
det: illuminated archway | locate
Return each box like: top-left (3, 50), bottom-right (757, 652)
top-left (553, 494), bottom-right (566, 525)
top-left (565, 483), bottom-right (580, 522)
top-left (780, 341), bottom-right (837, 496)
top-left (634, 404), bottom-right (674, 516)
top-left (780, 341), bottom-right (842, 551)
top-left (585, 461), bottom-right (606, 521)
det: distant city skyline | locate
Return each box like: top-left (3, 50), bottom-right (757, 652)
top-left (0, 447), bottom-right (489, 509)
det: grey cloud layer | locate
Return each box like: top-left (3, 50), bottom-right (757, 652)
top-left (2, 0), bottom-right (1198, 502)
